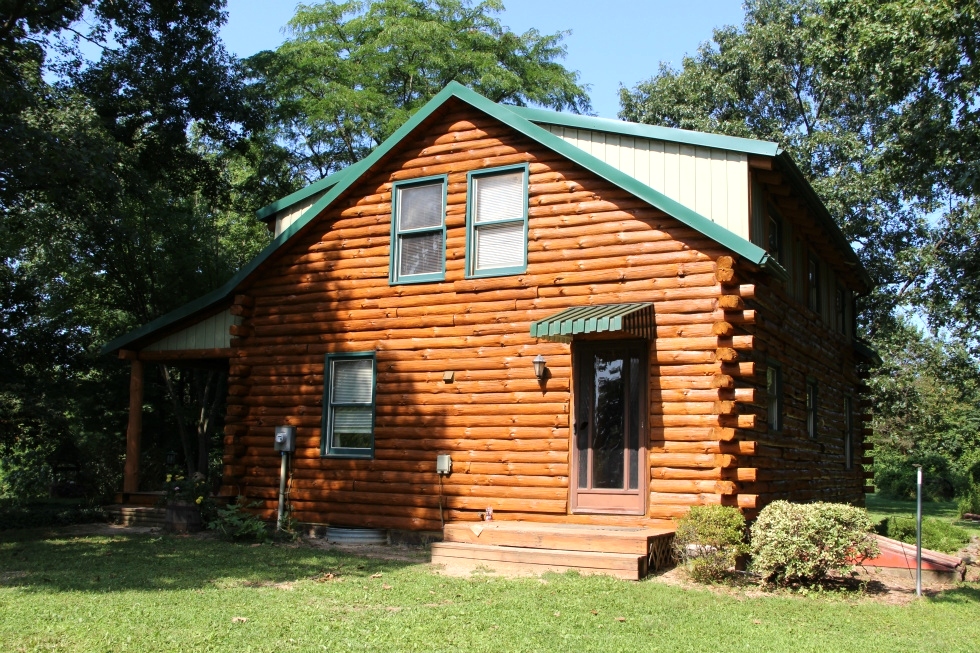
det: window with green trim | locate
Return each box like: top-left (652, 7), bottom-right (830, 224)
top-left (806, 379), bottom-right (818, 439)
top-left (844, 396), bottom-right (854, 470)
top-left (321, 352), bottom-right (376, 458)
top-left (466, 165), bottom-right (528, 277)
top-left (766, 362), bottom-right (782, 432)
top-left (390, 176), bottom-right (446, 283)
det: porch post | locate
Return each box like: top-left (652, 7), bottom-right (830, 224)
top-left (122, 354), bottom-right (144, 493)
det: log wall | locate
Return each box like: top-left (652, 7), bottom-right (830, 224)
top-left (217, 98), bottom-right (864, 530)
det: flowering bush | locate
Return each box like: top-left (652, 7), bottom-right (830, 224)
top-left (163, 472), bottom-right (210, 507)
top-left (750, 501), bottom-right (879, 585)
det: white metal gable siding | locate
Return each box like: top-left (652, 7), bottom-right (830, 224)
top-left (542, 125), bottom-right (750, 240)
top-left (274, 191), bottom-right (326, 237)
top-left (144, 309), bottom-right (240, 351)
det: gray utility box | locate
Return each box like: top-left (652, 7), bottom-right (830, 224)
top-left (274, 426), bottom-right (296, 453)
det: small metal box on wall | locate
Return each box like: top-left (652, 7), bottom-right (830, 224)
top-left (274, 426), bottom-right (296, 453)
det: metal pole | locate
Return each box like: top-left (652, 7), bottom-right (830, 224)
top-left (916, 465), bottom-right (922, 597)
top-left (277, 452), bottom-right (288, 531)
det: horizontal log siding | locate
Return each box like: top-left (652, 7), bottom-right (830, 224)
top-left (731, 257), bottom-right (867, 516)
top-left (220, 101), bottom-right (751, 528)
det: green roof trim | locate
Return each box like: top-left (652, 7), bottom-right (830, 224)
top-left (531, 302), bottom-right (654, 343)
top-left (254, 168), bottom-right (351, 221)
top-left (508, 106), bottom-right (780, 157)
top-left (774, 153), bottom-right (872, 290)
top-left (853, 339), bottom-right (882, 366)
top-left (103, 81), bottom-right (793, 354)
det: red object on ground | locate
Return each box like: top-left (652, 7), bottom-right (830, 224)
top-left (854, 535), bottom-right (965, 579)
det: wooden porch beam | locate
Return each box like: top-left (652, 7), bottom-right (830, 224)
top-left (123, 358), bottom-right (144, 493)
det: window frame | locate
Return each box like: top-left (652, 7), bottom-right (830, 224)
top-left (321, 351), bottom-right (377, 459)
top-left (389, 175), bottom-right (448, 285)
top-left (844, 395), bottom-right (854, 470)
top-left (766, 207), bottom-right (783, 264)
top-left (835, 285), bottom-right (846, 335)
top-left (766, 361), bottom-right (783, 433)
top-left (806, 378), bottom-right (819, 439)
top-left (807, 253), bottom-right (821, 315)
top-left (465, 164), bottom-right (529, 279)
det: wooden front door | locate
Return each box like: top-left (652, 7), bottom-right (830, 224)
top-left (571, 341), bottom-right (647, 514)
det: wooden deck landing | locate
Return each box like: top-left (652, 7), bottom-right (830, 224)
top-left (431, 521), bottom-right (675, 581)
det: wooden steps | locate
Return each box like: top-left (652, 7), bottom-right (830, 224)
top-left (431, 521), bottom-right (675, 581)
top-left (105, 505), bottom-right (166, 528)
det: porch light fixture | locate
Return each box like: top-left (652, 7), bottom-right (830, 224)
top-left (165, 450), bottom-right (177, 466)
top-left (533, 354), bottom-right (547, 380)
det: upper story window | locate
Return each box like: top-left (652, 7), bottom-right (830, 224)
top-left (835, 286), bottom-right (846, 335)
top-left (466, 165), bottom-right (528, 278)
top-left (321, 352), bottom-right (376, 459)
top-left (807, 254), bottom-right (821, 315)
top-left (390, 176), bottom-right (446, 284)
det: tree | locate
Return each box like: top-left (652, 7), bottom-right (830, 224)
top-left (618, 0), bottom-right (980, 493)
top-left (0, 1), bottom-right (269, 496)
top-left (245, 0), bottom-right (591, 186)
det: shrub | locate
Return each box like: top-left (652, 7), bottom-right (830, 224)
top-left (673, 505), bottom-right (748, 583)
top-left (207, 500), bottom-right (269, 542)
top-left (874, 451), bottom-right (967, 501)
top-left (957, 484), bottom-right (980, 518)
top-left (0, 499), bottom-right (107, 531)
top-left (750, 501), bottom-right (879, 585)
top-left (876, 516), bottom-right (970, 554)
top-left (0, 448), bottom-right (55, 501)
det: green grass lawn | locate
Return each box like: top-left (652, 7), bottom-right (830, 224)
top-left (866, 493), bottom-right (980, 537)
top-left (1, 527), bottom-right (979, 652)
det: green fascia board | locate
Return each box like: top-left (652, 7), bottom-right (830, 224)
top-left (773, 152), bottom-right (873, 291)
top-left (104, 81), bottom-right (785, 354)
top-left (509, 106), bottom-right (780, 157)
top-left (254, 167), bottom-right (351, 221)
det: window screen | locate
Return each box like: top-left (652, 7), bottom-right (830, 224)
top-left (322, 353), bottom-right (375, 457)
top-left (469, 168), bottom-right (527, 276)
top-left (391, 179), bottom-right (445, 282)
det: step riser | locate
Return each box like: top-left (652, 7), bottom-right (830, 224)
top-left (431, 542), bottom-right (647, 581)
top-left (444, 528), bottom-right (650, 555)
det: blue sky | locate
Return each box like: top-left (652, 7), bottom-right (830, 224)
top-left (221, 1), bottom-right (746, 119)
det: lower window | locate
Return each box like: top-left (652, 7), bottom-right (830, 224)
top-left (321, 352), bottom-right (376, 458)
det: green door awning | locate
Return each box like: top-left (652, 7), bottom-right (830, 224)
top-left (530, 303), bottom-right (655, 343)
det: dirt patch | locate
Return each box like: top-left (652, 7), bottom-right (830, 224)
top-left (304, 539), bottom-right (430, 564)
top-left (649, 564), bottom-right (963, 605)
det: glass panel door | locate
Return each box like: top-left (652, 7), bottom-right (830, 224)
top-left (573, 341), bottom-right (646, 514)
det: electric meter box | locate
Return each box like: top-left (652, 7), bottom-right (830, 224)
top-left (436, 454), bottom-right (452, 475)
top-left (274, 426), bottom-right (296, 453)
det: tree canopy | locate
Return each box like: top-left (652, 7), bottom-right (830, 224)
top-left (244, 0), bottom-right (591, 188)
top-left (0, 0), bottom-right (592, 499)
top-left (619, 0), bottom-right (980, 492)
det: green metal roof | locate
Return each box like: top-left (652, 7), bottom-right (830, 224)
top-left (530, 303), bottom-right (655, 343)
top-left (508, 106), bottom-right (780, 157)
top-left (103, 82), bottom-right (794, 354)
top-left (254, 167), bottom-right (351, 221)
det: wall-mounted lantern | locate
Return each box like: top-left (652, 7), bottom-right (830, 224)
top-left (533, 354), bottom-right (547, 380)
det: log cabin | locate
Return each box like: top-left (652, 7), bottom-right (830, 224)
top-left (104, 82), bottom-right (877, 577)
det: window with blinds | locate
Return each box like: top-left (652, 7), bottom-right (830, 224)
top-left (321, 352), bottom-right (376, 458)
top-left (390, 177), bottom-right (446, 283)
top-left (467, 166), bottom-right (528, 277)
top-left (766, 363), bottom-right (782, 432)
